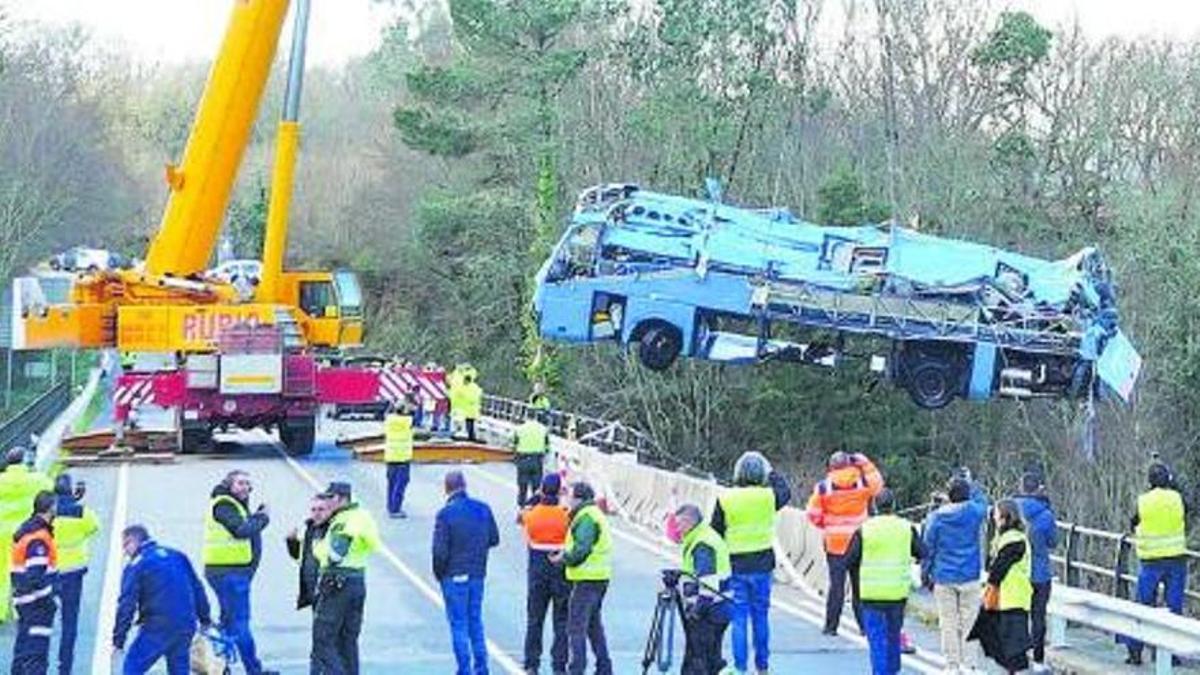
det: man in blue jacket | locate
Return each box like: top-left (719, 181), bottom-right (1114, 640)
top-left (1013, 471), bottom-right (1058, 673)
top-left (113, 525), bottom-right (212, 675)
top-left (433, 470), bottom-right (500, 675)
top-left (922, 470), bottom-right (988, 674)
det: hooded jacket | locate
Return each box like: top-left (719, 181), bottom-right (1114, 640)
top-left (204, 483), bottom-right (269, 576)
top-left (922, 482), bottom-right (988, 584)
top-left (1013, 494), bottom-right (1058, 584)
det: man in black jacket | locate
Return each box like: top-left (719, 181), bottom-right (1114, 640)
top-left (286, 493), bottom-right (333, 610)
top-left (202, 470), bottom-right (275, 675)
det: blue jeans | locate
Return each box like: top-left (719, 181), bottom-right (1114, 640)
top-left (123, 628), bottom-right (193, 675)
top-left (862, 603), bottom-right (905, 674)
top-left (58, 570), bottom-right (86, 675)
top-left (729, 571), bottom-right (772, 671)
top-left (442, 576), bottom-right (488, 675)
top-left (206, 572), bottom-right (263, 674)
top-left (387, 462), bottom-right (411, 515)
top-left (1124, 558), bottom-right (1188, 657)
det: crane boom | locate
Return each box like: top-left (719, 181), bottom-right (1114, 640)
top-left (145, 0), bottom-right (291, 277)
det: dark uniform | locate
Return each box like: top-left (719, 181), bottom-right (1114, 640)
top-left (513, 419), bottom-right (549, 507)
top-left (10, 513), bottom-right (57, 674)
top-left (311, 491), bottom-right (379, 674)
top-left (521, 492), bottom-right (570, 673)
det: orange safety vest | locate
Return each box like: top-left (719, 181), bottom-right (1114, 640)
top-left (522, 503), bottom-right (569, 552)
top-left (806, 460), bottom-right (884, 555)
top-left (11, 522), bottom-right (58, 607)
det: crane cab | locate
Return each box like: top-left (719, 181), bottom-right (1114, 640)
top-left (278, 269), bottom-right (364, 349)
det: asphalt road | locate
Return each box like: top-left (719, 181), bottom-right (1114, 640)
top-left (0, 419), bottom-right (940, 674)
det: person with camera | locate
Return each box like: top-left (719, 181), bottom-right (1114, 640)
top-left (203, 470), bottom-right (275, 675)
top-left (921, 468), bottom-right (987, 674)
top-left (54, 473), bottom-right (101, 674)
top-left (670, 503), bottom-right (731, 675)
top-left (846, 489), bottom-right (924, 675)
top-left (711, 451), bottom-right (791, 674)
top-left (549, 481), bottom-right (613, 675)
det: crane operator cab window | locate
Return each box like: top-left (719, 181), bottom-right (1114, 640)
top-left (300, 281), bottom-right (336, 319)
top-left (333, 271), bottom-right (363, 318)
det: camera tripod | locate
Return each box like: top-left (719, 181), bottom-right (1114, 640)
top-left (641, 582), bottom-right (685, 674)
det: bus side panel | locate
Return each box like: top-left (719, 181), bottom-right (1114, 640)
top-left (536, 281), bottom-right (597, 342)
top-left (619, 273), bottom-right (755, 357)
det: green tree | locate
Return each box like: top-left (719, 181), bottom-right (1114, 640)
top-left (816, 166), bottom-right (889, 226)
top-left (227, 179), bottom-right (268, 259)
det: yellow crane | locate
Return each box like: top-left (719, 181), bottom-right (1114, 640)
top-left (16, 0), bottom-right (362, 355)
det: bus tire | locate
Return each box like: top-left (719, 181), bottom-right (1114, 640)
top-left (637, 324), bottom-right (682, 371)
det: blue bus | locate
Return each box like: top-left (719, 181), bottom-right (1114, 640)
top-left (533, 183), bottom-right (1141, 409)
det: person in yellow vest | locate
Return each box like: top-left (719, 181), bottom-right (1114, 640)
top-left (54, 473), bottom-right (101, 674)
top-left (460, 372), bottom-right (483, 443)
top-left (550, 481), bottom-right (613, 675)
top-left (203, 470), bottom-right (275, 675)
top-left (970, 500), bottom-right (1033, 674)
top-left (710, 450), bottom-right (791, 674)
top-left (513, 410), bottom-right (550, 507)
top-left (529, 383), bottom-right (551, 412)
top-left (384, 405), bottom-right (415, 519)
top-left (311, 481), bottom-right (380, 674)
top-left (669, 503), bottom-right (732, 675)
top-left (1123, 461), bottom-right (1189, 666)
top-left (846, 489), bottom-right (924, 675)
top-left (0, 446), bottom-right (53, 624)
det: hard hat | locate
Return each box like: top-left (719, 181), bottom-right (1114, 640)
top-left (733, 451), bottom-right (771, 486)
top-left (828, 451), bottom-right (852, 469)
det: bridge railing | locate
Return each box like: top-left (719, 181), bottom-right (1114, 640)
top-left (0, 382), bottom-right (70, 454)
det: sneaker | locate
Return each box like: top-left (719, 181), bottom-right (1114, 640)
top-left (1030, 663), bottom-right (1052, 674)
top-left (1124, 653), bottom-right (1143, 666)
top-left (821, 627), bottom-right (838, 636)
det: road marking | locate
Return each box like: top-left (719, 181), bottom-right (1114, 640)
top-left (463, 464), bottom-right (945, 674)
top-left (92, 462), bottom-right (129, 675)
top-left (279, 452), bottom-right (524, 675)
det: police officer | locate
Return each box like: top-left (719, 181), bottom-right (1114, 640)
top-left (513, 410), bottom-right (550, 507)
top-left (550, 482), bottom-right (613, 675)
top-left (846, 489), bottom-right (924, 675)
top-left (711, 451), bottom-right (791, 674)
top-left (383, 405), bottom-right (414, 519)
top-left (520, 474), bottom-right (570, 675)
top-left (10, 490), bottom-right (57, 673)
top-left (54, 474), bottom-right (101, 675)
top-left (670, 503), bottom-right (731, 675)
top-left (312, 482), bottom-right (380, 674)
top-left (1124, 461), bottom-right (1189, 666)
top-left (0, 446), bottom-right (53, 624)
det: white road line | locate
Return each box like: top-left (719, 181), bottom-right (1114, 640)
top-left (92, 463), bottom-right (129, 675)
top-left (279, 453), bottom-right (524, 675)
top-left (463, 464), bottom-right (945, 674)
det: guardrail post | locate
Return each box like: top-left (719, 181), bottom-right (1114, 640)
top-left (1156, 647), bottom-right (1173, 675)
top-left (1049, 614), bottom-right (1068, 649)
top-left (1114, 534), bottom-right (1132, 599)
top-left (1065, 523), bottom-right (1081, 588)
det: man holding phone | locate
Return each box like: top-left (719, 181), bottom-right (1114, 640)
top-left (54, 474), bottom-right (101, 674)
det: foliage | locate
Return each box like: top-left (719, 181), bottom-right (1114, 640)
top-left (817, 165), bottom-right (891, 226)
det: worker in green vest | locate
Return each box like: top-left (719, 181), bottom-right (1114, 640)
top-left (1123, 461), bottom-right (1189, 666)
top-left (53, 473), bottom-right (100, 674)
top-left (550, 481), bottom-right (613, 675)
top-left (311, 481), bottom-right (380, 674)
top-left (529, 382), bottom-right (551, 411)
top-left (384, 406), bottom-right (414, 519)
top-left (460, 372), bottom-right (483, 443)
top-left (0, 446), bottom-right (53, 624)
top-left (670, 502), bottom-right (732, 675)
top-left (974, 499), bottom-right (1033, 674)
top-left (512, 410), bottom-right (550, 506)
top-left (846, 489), bottom-right (924, 675)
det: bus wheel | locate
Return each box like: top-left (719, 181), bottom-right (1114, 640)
top-left (637, 324), bottom-right (682, 371)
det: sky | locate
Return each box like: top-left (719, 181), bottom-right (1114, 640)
top-left (5, 0), bottom-right (1200, 68)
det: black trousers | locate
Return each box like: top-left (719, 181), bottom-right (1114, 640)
top-left (566, 580), bottom-right (612, 675)
top-left (1030, 581), bottom-right (1051, 663)
top-left (516, 455), bottom-right (545, 506)
top-left (466, 418), bottom-right (477, 442)
top-left (311, 575), bottom-right (366, 675)
top-left (824, 552), bottom-right (862, 633)
top-left (525, 555), bottom-right (570, 672)
top-left (682, 605), bottom-right (730, 675)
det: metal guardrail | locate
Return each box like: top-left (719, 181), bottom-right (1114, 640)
top-left (483, 395), bottom-right (661, 460)
top-left (0, 382), bottom-right (70, 454)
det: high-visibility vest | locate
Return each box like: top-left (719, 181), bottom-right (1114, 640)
top-left (515, 420), bottom-right (548, 455)
top-left (384, 414), bottom-right (414, 463)
top-left (314, 504), bottom-right (380, 572)
top-left (565, 504), bottom-right (612, 582)
top-left (523, 503), bottom-right (569, 551)
top-left (993, 528), bottom-right (1032, 611)
top-left (461, 382), bottom-right (483, 419)
top-left (718, 486), bottom-right (776, 555)
top-left (681, 523), bottom-right (731, 597)
top-left (806, 462), bottom-right (883, 555)
top-left (1136, 488), bottom-right (1187, 561)
top-left (0, 466), bottom-right (53, 531)
top-left (858, 515), bottom-right (913, 602)
top-left (203, 496), bottom-right (253, 566)
top-left (530, 394), bottom-right (551, 410)
top-left (55, 505), bottom-right (100, 573)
